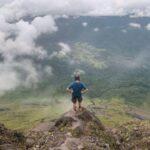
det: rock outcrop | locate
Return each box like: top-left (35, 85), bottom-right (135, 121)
top-left (0, 123), bottom-right (25, 150)
top-left (0, 108), bottom-right (149, 150)
top-left (26, 108), bottom-right (118, 150)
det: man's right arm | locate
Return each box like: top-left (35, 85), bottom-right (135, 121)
top-left (66, 88), bottom-right (73, 93)
top-left (66, 83), bottom-right (73, 94)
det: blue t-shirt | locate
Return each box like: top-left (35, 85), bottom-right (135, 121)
top-left (68, 81), bottom-right (86, 97)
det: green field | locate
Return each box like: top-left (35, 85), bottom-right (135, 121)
top-left (0, 96), bottom-right (149, 131)
top-left (0, 96), bottom-right (72, 131)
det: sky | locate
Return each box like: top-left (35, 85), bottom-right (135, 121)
top-left (0, 0), bottom-right (150, 19)
top-left (0, 0), bottom-right (150, 93)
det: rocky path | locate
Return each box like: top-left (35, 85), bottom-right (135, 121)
top-left (25, 107), bottom-right (150, 150)
top-left (26, 108), bottom-right (119, 150)
top-left (0, 107), bottom-right (149, 150)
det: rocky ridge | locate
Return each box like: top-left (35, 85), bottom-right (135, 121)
top-left (0, 108), bottom-right (150, 150)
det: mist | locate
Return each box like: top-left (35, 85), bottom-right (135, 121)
top-left (0, 0), bottom-right (150, 97)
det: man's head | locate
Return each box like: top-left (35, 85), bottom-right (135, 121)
top-left (74, 75), bottom-right (80, 81)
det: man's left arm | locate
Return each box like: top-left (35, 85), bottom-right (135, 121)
top-left (81, 83), bottom-right (88, 94)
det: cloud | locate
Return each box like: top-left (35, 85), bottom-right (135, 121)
top-left (50, 43), bottom-right (71, 58)
top-left (146, 23), bottom-right (150, 30)
top-left (0, 0), bottom-right (150, 93)
top-left (121, 29), bottom-right (127, 33)
top-left (58, 42), bottom-right (71, 55)
top-left (82, 22), bottom-right (88, 27)
top-left (0, 0), bottom-right (12, 6)
top-left (0, 58), bottom-right (53, 94)
top-left (114, 50), bottom-right (150, 69)
top-left (129, 23), bottom-right (141, 29)
top-left (0, 15), bottom-right (57, 60)
top-left (31, 15), bottom-right (58, 35)
top-left (94, 27), bottom-right (99, 32)
top-left (0, 14), bottom-right (57, 93)
top-left (0, 60), bottom-right (37, 94)
top-left (0, 63), bottom-right (20, 93)
top-left (1, 0), bottom-right (150, 20)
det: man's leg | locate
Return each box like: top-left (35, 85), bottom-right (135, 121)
top-left (73, 102), bottom-right (77, 111)
top-left (79, 102), bottom-right (82, 108)
top-left (72, 96), bottom-right (77, 111)
top-left (78, 97), bottom-right (83, 110)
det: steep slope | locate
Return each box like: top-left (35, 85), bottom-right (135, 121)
top-left (0, 123), bottom-right (25, 150)
top-left (26, 108), bottom-right (117, 150)
top-left (0, 107), bottom-right (149, 150)
top-left (26, 108), bottom-right (150, 150)
top-left (116, 121), bottom-right (150, 149)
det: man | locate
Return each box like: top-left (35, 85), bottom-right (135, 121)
top-left (66, 75), bottom-right (88, 111)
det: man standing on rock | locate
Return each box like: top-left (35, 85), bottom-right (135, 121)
top-left (66, 74), bottom-right (88, 111)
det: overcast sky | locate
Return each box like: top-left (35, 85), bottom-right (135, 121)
top-left (0, 0), bottom-right (150, 20)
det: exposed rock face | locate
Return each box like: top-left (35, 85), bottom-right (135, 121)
top-left (115, 121), bottom-right (150, 150)
top-left (0, 108), bottom-right (149, 150)
top-left (26, 108), bottom-right (118, 150)
top-left (0, 123), bottom-right (25, 150)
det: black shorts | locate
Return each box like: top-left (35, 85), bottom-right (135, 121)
top-left (71, 95), bottom-right (83, 103)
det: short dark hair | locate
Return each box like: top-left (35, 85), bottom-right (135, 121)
top-left (74, 75), bottom-right (80, 81)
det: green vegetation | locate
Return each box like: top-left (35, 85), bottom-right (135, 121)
top-left (92, 99), bottom-right (133, 127)
top-left (0, 96), bottom-right (71, 131)
top-left (71, 42), bottom-right (106, 69)
top-left (0, 16), bottom-right (150, 133)
top-left (0, 97), bottom-right (149, 131)
top-left (86, 98), bottom-right (150, 127)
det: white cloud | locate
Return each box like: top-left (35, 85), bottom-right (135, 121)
top-left (117, 50), bottom-right (149, 69)
top-left (146, 23), bottom-right (150, 30)
top-left (1, 0), bottom-right (150, 20)
top-left (31, 15), bottom-right (58, 35)
top-left (0, 0), bottom-right (150, 19)
top-left (82, 22), bottom-right (88, 27)
top-left (44, 66), bottom-right (53, 76)
top-left (0, 60), bottom-right (37, 93)
top-left (0, 63), bottom-right (20, 93)
top-left (0, 0), bottom-right (150, 92)
top-left (0, 59), bottom-right (54, 94)
top-left (0, 0), bottom-right (12, 6)
top-left (0, 14), bottom-right (57, 93)
top-left (0, 15), bottom-right (16, 33)
top-left (50, 42), bottom-right (71, 59)
top-left (94, 27), bottom-right (99, 32)
top-left (121, 29), bottom-right (127, 33)
top-left (0, 20), bottom-right (44, 61)
top-left (59, 42), bottom-right (71, 52)
top-left (129, 23), bottom-right (141, 29)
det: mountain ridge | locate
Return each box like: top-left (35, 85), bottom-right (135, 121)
top-left (25, 107), bottom-right (150, 150)
top-left (0, 107), bottom-right (149, 149)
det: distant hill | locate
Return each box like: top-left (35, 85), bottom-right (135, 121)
top-left (1, 16), bottom-right (150, 106)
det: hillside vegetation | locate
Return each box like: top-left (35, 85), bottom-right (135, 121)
top-left (0, 16), bottom-right (150, 107)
